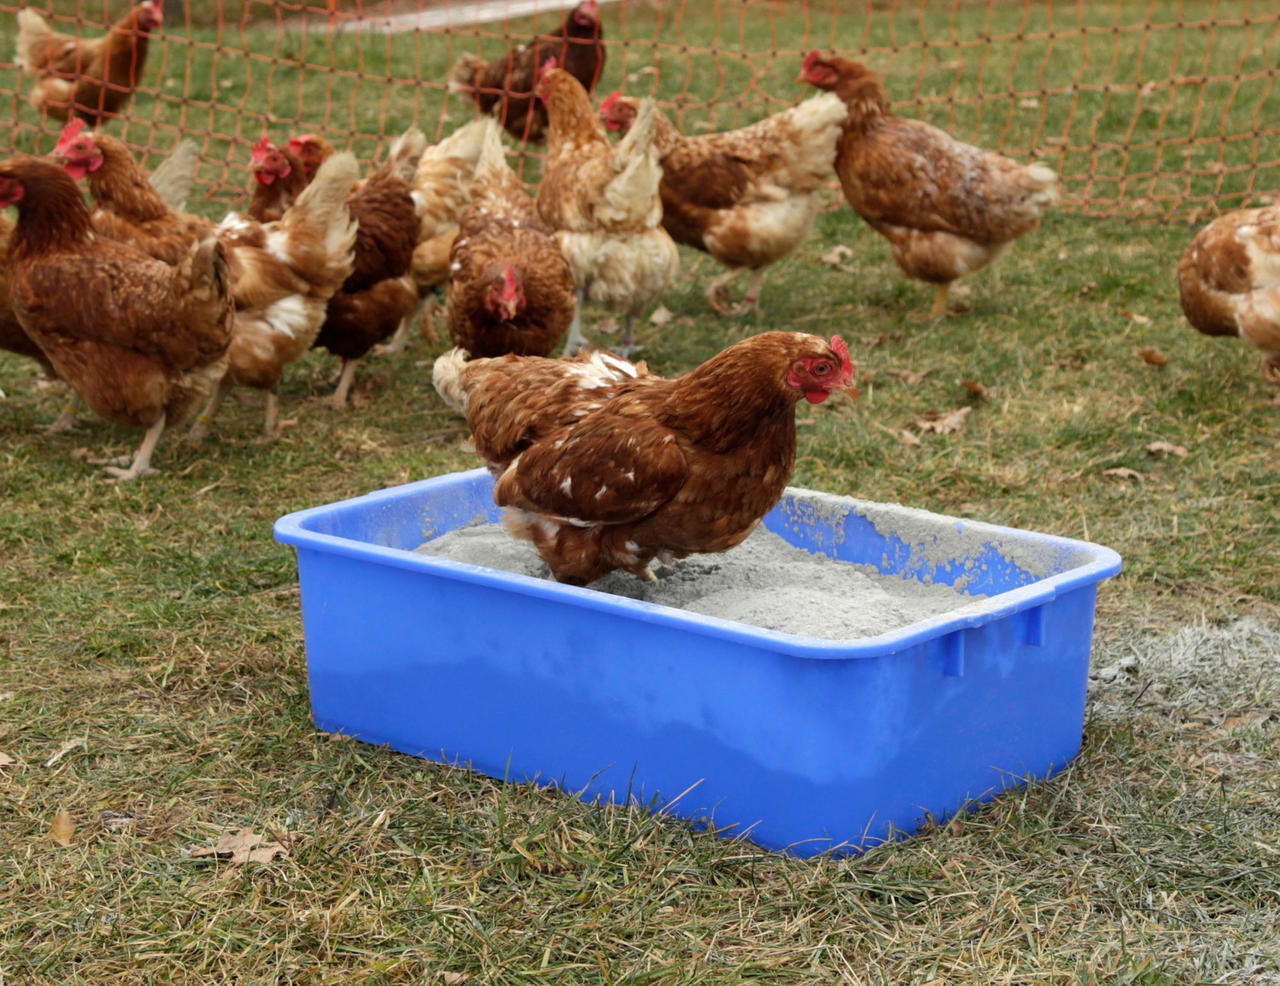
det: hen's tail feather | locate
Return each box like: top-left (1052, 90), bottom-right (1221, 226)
top-left (446, 52), bottom-right (483, 94)
top-left (385, 127), bottom-right (427, 184)
top-left (1025, 164), bottom-right (1061, 211)
top-left (277, 150), bottom-right (360, 294)
top-left (421, 117), bottom-right (491, 169)
top-left (614, 97), bottom-right (659, 165)
top-left (147, 139), bottom-right (200, 213)
top-left (473, 119), bottom-right (510, 186)
top-left (432, 347), bottom-right (472, 414)
top-left (598, 97), bottom-right (664, 226)
top-left (15, 9), bottom-right (50, 70)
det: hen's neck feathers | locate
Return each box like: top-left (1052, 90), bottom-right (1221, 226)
top-left (544, 76), bottom-right (608, 154)
top-left (658, 336), bottom-right (807, 451)
top-left (87, 136), bottom-right (171, 221)
top-left (104, 8), bottom-right (153, 69)
top-left (826, 62), bottom-right (892, 125)
top-left (8, 163), bottom-right (95, 260)
top-left (642, 107), bottom-right (681, 157)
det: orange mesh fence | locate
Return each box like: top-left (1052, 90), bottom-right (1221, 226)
top-left (1, 0), bottom-right (1277, 220)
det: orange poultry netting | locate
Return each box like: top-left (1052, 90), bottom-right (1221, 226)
top-left (0, 0), bottom-right (1277, 220)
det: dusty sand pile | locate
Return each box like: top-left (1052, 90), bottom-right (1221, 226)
top-left (416, 522), bottom-right (985, 640)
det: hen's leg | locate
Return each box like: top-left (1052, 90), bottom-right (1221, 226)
top-left (1262, 352), bottom-right (1280, 386)
top-left (612, 313), bottom-right (641, 358)
top-left (734, 268), bottom-right (767, 316)
top-left (926, 283), bottom-right (950, 320)
top-left (706, 267), bottom-right (743, 315)
top-left (327, 359), bottom-right (360, 408)
top-left (374, 294), bottom-right (431, 356)
top-left (262, 388), bottom-right (283, 439)
top-left (561, 290), bottom-right (589, 356)
top-left (44, 391), bottom-right (83, 434)
top-left (188, 378), bottom-right (231, 441)
top-left (104, 412), bottom-right (165, 481)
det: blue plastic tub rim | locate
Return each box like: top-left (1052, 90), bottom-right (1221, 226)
top-left (274, 468), bottom-right (1123, 661)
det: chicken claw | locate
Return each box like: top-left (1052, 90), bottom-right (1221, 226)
top-left (1262, 352), bottom-right (1280, 387)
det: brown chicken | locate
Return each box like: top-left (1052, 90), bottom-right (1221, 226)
top-left (800, 51), bottom-right (1059, 319)
top-left (399, 119), bottom-right (493, 351)
top-left (0, 156), bottom-right (233, 479)
top-left (0, 212), bottom-right (58, 381)
top-left (536, 64), bottom-right (678, 355)
top-left (1179, 206), bottom-right (1280, 388)
top-left (0, 212), bottom-right (84, 433)
top-left (599, 91), bottom-right (845, 316)
top-left (15, 2), bottom-right (162, 126)
top-left (256, 129), bottom-right (425, 406)
top-left (247, 137), bottom-right (310, 224)
top-left (51, 126), bottom-right (361, 437)
top-left (3, 126), bottom-right (197, 433)
top-left (447, 121), bottom-right (576, 358)
top-left (447, 0), bottom-right (605, 144)
top-left (433, 331), bottom-right (856, 584)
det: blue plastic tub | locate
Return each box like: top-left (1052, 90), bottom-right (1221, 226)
top-left (274, 468), bottom-right (1121, 856)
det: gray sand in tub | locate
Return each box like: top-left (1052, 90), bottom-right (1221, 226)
top-left (415, 522), bottom-right (984, 640)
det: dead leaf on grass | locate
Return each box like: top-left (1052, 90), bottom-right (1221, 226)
top-left (820, 244), bottom-right (854, 267)
top-left (960, 379), bottom-right (988, 398)
top-left (914, 406), bottom-right (972, 435)
top-left (0, 752), bottom-right (14, 768)
top-left (191, 827), bottom-right (289, 865)
top-left (45, 736), bottom-right (86, 768)
top-left (51, 809), bottom-right (76, 847)
top-left (648, 305), bottom-right (673, 326)
top-left (1122, 309), bottom-right (1152, 325)
top-left (100, 810), bottom-right (139, 832)
top-left (443, 973), bottom-right (469, 985)
top-left (1103, 467), bottom-right (1146, 481)
top-left (899, 430), bottom-right (923, 448)
top-left (1018, 97), bottom-right (1041, 109)
top-left (1221, 712), bottom-right (1270, 732)
top-left (1146, 441), bottom-right (1188, 457)
top-left (887, 367), bottom-right (934, 386)
top-left (1137, 346), bottom-right (1169, 366)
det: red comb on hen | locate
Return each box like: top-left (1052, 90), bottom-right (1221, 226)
top-left (534, 57), bottom-right (559, 101)
top-left (251, 135), bottom-right (272, 163)
top-left (599, 91), bottom-right (621, 113)
top-left (54, 118), bottom-right (87, 154)
top-left (830, 335), bottom-right (854, 383)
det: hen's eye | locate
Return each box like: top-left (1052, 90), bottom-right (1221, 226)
top-left (813, 361), bottom-right (832, 375)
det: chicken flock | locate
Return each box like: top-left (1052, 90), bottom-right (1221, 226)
top-left (0, 1), bottom-right (1272, 583)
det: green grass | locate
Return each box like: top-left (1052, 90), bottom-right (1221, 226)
top-left (2, 1), bottom-right (1280, 984)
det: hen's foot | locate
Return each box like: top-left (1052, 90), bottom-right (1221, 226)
top-left (104, 462), bottom-right (157, 481)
